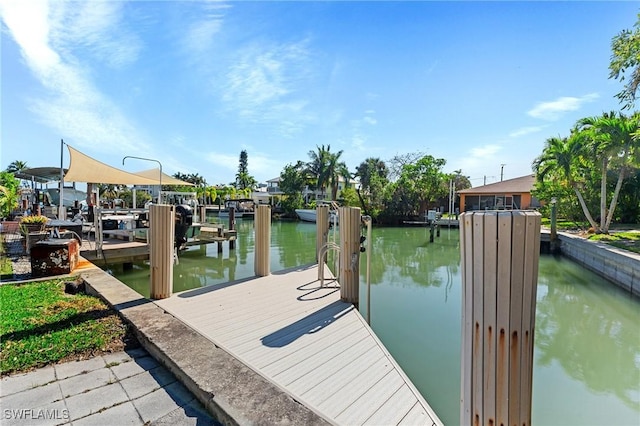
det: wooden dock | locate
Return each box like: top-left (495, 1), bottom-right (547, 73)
top-left (79, 223), bottom-right (237, 263)
top-left (155, 264), bottom-right (442, 425)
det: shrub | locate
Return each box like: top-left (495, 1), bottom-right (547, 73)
top-left (19, 215), bottom-right (49, 225)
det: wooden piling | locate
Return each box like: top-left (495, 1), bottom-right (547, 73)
top-left (459, 211), bottom-right (541, 426)
top-left (149, 204), bottom-right (175, 299)
top-left (338, 207), bottom-right (361, 306)
top-left (229, 207), bottom-right (236, 249)
top-left (254, 204), bottom-right (271, 277)
top-left (316, 205), bottom-right (330, 263)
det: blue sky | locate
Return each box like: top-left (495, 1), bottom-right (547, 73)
top-left (1, 1), bottom-right (637, 188)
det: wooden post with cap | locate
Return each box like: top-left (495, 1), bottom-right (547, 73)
top-left (254, 204), bottom-right (271, 277)
top-left (459, 210), bottom-right (541, 426)
top-left (149, 204), bottom-right (174, 299)
top-left (338, 206), bottom-right (361, 306)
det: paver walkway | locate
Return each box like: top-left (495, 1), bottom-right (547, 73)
top-left (0, 348), bottom-right (220, 426)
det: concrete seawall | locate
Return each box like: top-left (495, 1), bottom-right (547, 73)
top-left (553, 232), bottom-right (640, 298)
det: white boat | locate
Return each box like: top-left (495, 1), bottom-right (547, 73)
top-left (294, 209), bottom-right (317, 222)
top-left (295, 208), bottom-right (339, 224)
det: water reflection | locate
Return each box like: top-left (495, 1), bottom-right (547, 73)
top-left (366, 226), bottom-right (461, 291)
top-left (536, 256), bottom-right (640, 411)
top-left (271, 222), bottom-right (318, 268)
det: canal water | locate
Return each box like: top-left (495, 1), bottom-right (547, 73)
top-left (105, 219), bottom-right (640, 425)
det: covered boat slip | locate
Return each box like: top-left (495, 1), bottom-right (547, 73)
top-left (155, 264), bottom-right (442, 425)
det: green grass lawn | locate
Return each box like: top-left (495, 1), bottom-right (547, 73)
top-left (587, 231), bottom-right (640, 254)
top-left (0, 278), bottom-right (137, 375)
top-left (541, 218), bottom-right (640, 254)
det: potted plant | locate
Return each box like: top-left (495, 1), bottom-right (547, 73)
top-left (19, 214), bottom-right (49, 235)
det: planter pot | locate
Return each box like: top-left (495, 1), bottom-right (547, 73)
top-left (20, 223), bottom-right (46, 235)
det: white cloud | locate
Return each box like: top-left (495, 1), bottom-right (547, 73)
top-left (0, 0), bottom-right (60, 71)
top-left (470, 144), bottom-right (501, 158)
top-left (363, 116), bottom-right (377, 125)
top-left (183, 14), bottom-right (224, 55)
top-left (363, 110), bottom-right (377, 125)
top-left (58, 1), bottom-right (141, 68)
top-left (221, 39), bottom-right (314, 136)
top-left (528, 93), bottom-right (599, 121)
top-left (508, 126), bottom-right (546, 138)
top-left (0, 0), bottom-right (150, 156)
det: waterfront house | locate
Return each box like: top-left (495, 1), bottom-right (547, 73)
top-left (266, 176), bottom-right (358, 203)
top-left (457, 174), bottom-right (540, 212)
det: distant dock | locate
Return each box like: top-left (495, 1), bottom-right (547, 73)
top-left (404, 218), bottom-right (460, 227)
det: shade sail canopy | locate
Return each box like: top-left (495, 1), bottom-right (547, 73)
top-left (63, 145), bottom-right (159, 185)
top-left (62, 145), bottom-right (191, 186)
top-left (14, 167), bottom-right (67, 183)
top-left (134, 169), bottom-right (195, 186)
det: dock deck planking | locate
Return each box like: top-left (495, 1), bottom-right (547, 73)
top-left (155, 263), bottom-right (442, 426)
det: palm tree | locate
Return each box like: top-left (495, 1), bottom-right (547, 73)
top-left (306, 145), bottom-right (332, 199)
top-left (326, 149), bottom-right (350, 201)
top-left (533, 135), bottom-right (599, 230)
top-left (5, 160), bottom-right (27, 173)
top-left (306, 145), bottom-right (350, 201)
top-left (575, 112), bottom-right (640, 233)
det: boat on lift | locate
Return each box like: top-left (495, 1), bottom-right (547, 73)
top-left (219, 198), bottom-right (256, 219)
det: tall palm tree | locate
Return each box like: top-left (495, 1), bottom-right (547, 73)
top-left (575, 112), bottom-right (640, 233)
top-left (306, 145), bottom-right (351, 201)
top-left (306, 145), bottom-right (332, 199)
top-left (533, 135), bottom-right (599, 230)
top-left (326, 150), bottom-right (350, 201)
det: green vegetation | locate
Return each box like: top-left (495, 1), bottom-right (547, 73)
top-left (541, 217), bottom-right (640, 253)
top-left (588, 231), bottom-right (640, 254)
top-left (0, 238), bottom-right (12, 277)
top-left (0, 171), bottom-right (21, 219)
top-left (0, 278), bottom-right (136, 375)
top-left (533, 111), bottom-right (639, 234)
top-left (609, 13), bottom-right (640, 110)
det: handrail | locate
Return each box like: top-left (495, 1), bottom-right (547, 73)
top-left (318, 242), bottom-right (340, 287)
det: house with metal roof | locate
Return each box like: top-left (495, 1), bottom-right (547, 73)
top-left (457, 174), bottom-right (540, 212)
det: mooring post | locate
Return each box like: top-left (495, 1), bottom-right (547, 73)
top-left (254, 204), bottom-right (271, 277)
top-left (229, 206), bottom-right (236, 249)
top-left (430, 222), bottom-right (435, 243)
top-left (149, 204), bottom-right (175, 299)
top-left (316, 204), bottom-right (330, 263)
top-left (550, 197), bottom-right (558, 254)
top-left (459, 211), bottom-right (541, 426)
top-left (339, 207), bottom-right (361, 306)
